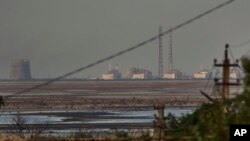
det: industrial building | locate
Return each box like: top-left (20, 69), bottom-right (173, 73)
top-left (101, 64), bottom-right (122, 80)
top-left (10, 59), bottom-right (32, 80)
top-left (193, 69), bottom-right (211, 79)
top-left (102, 69), bottom-right (121, 80)
top-left (230, 68), bottom-right (241, 79)
top-left (163, 70), bottom-right (183, 79)
top-left (126, 67), bottom-right (152, 79)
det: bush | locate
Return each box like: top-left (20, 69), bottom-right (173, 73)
top-left (115, 131), bottom-right (128, 138)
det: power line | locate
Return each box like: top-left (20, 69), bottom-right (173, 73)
top-left (247, 50), bottom-right (250, 55)
top-left (229, 44), bottom-right (248, 73)
top-left (231, 38), bottom-right (250, 57)
top-left (231, 38), bottom-right (250, 48)
top-left (6, 0), bottom-right (235, 97)
top-left (203, 66), bottom-right (215, 91)
top-left (228, 45), bottom-right (236, 63)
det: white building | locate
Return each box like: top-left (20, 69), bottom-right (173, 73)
top-left (193, 70), bottom-right (210, 79)
top-left (127, 67), bottom-right (152, 79)
top-left (101, 70), bottom-right (121, 80)
top-left (163, 70), bottom-right (182, 79)
top-left (132, 73), bottom-right (152, 79)
top-left (230, 69), bottom-right (240, 79)
top-left (102, 74), bottom-right (115, 80)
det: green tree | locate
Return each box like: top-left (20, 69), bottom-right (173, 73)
top-left (0, 96), bottom-right (4, 108)
top-left (241, 56), bottom-right (250, 90)
top-left (173, 56), bottom-right (250, 141)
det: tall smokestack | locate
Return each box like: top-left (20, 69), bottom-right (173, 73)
top-left (115, 64), bottom-right (119, 70)
top-left (139, 64), bottom-right (142, 72)
top-left (158, 26), bottom-right (163, 78)
top-left (168, 27), bottom-right (173, 71)
top-left (109, 63), bottom-right (112, 71)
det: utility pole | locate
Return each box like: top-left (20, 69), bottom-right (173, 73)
top-left (214, 44), bottom-right (240, 100)
top-left (153, 104), bottom-right (168, 141)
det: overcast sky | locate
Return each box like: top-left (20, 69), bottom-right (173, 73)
top-left (0, 0), bottom-right (250, 79)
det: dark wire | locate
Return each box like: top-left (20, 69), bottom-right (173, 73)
top-left (5, 0), bottom-right (236, 98)
top-left (247, 50), bottom-right (250, 56)
top-left (212, 68), bottom-right (221, 99)
top-left (204, 66), bottom-right (215, 91)
top-left (228, 47), bottom-right (237, 93)
top-left (208, 69), bottom-right (217, 95)
top-left (228, 46), bottom-right (236, 63)
top-left (231, 39), bottom-right (250, 48)
top-left (230, 38), bottom-right (250, 59)
top-left (228, 46), bottom-right (243, 71)
top-left (199, 65), bottom-right (216, 102)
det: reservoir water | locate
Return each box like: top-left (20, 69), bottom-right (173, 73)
top-left (0, 109), bottom-right (194, 125)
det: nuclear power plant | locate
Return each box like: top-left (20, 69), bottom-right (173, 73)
top-left (101, 64), bottom-right (122, 80)
top-left (126, 67), bottom-right (152, 79)
top-left (10, 59), bottom-right (32, 80)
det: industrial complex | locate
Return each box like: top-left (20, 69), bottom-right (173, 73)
top-left (126, 67), bottom-right (152, 79)
top-left (6, 26), bottom-right (242, 81)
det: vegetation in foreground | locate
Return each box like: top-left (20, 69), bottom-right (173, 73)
top-left (165, 56), bottom-right (250, 141)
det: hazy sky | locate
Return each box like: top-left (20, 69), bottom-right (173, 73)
top-left (0, 0), bottom-right (250, 79)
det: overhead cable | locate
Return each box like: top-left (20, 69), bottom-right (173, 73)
top-left (9, 0), bottom-right (236, 96)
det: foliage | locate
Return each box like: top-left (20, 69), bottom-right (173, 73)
top-left (27, 136), bottom-right (67, 141)
top-left (165, 113), bottom-right (182, 136)
top-left (9, 114), bottom-right (48, 140)
top-left (168, 56), bottom-right (250, 141)
top-left (114, 130), bottom-right (132, 141)
top-left (241, 56), bottom-right (250, 90)
top-left (0, 96), bottom-right (4, 108)
top-left (72, 129), bottom-right (93, 139)
top-left (115, 130), bottom-right (129, 138)
top-left (139, 130), bottom-right (151, 141)
top-left (10, 114), bottom-right (27, 138)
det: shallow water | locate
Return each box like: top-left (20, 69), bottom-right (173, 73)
top-left (0, 109), bottom-right (194, 125)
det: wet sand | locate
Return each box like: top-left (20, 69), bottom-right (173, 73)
top-left (0, 80), bottom-right (214, 112)
top-left (1, 80), bottom-right (238, 130)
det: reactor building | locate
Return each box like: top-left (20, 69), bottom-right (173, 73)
top-left (126, 67), bottom-right (152, 79)
top-left (10, 59), bottom-right (32, 80)
top-left (230, 68), bottom-right (241, 79)
top-left (193, 69), bottom-right (211, 79)
top-left (101, 64), bottom-right (122, 80)
top-left (101, 69), bottom-right (122, 80)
